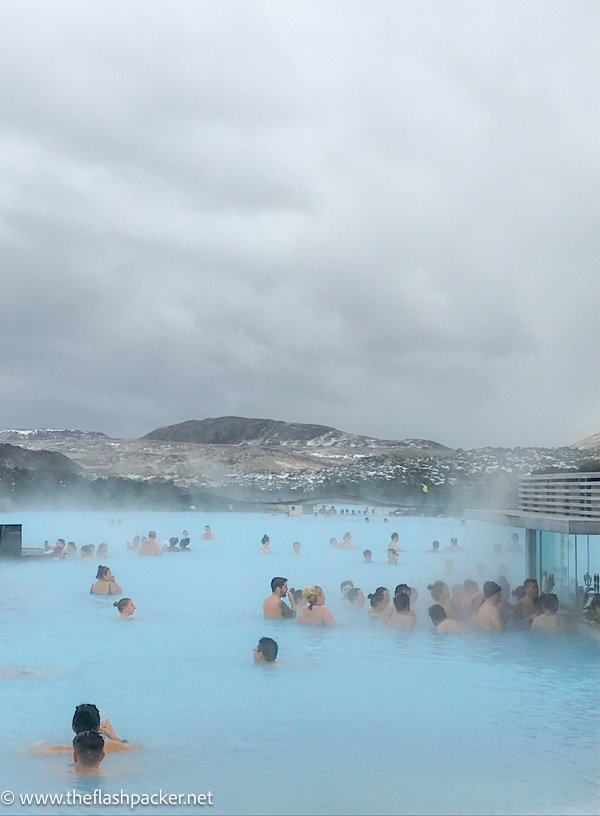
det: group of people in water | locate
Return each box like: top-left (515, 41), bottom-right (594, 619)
top-left (43, 539), bottom-right (108, 559)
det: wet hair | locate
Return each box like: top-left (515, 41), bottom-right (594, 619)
top-left (542, 593), bottom-right (559, 613)
top-left (257, 636), bottom-right (278, 662)
top-left (169, 537), bottom-right (179, 548)
top-left (432, 540), bottom-right (440, 549)
top-left (80, 544), bottom-right (95, 556)
top-left (148, 530), bottom-right (157, 539)
top-left (66, 541), bottom-right (77, 552)
top-left (97, 542), bottom-right (108, 556)
top-left (463, 579), bottom-right (479, 593)
top-left (113, 597), bottom-right (132, 614)
top-left (347, 588), bottom-right (362, 604)
top-left (270, 577), bottom-right (287, 593)
top-left (95, 565), bottom-right (110, 580)
top-left (524, 578), bottom-right (538, 590)
top-left (290, 588), bottom-right (303, 603)
top-left (292, 541), bottom-right (301, 549)
top-left (450, 537), bottom-right (458, 545)
top-left (375, 587), bottom-right (388, 597)
top-left (368, 592), bottom-right (385, 609)
top-left (483, 581), bottom-right (501, 598)
top-left (302, 586), bottom-right (320, 608)
top-left (73, 730), bottom-right (104, 766)
top-left (72, 703), bottom-right (100, 734)
top-left (429, 604), bottom-right (447, 626)
top-left (395, 584), bottom-right (410, 596)
top-left (363, 549), bottom-right (372, 558)
top-left (512, 585), bottom-right (526, 600)
top-left (340, 580), bottom-right (354, 594)
top-left (393, 593), bottom-right (410, 613)
top-left (391, 532), bottom-right (399, 541)
top-left (427, 581), bottom-right (449, 602)
top-left (261, 534), bottom-right (270, 545)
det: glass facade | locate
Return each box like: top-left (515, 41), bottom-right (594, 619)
top-left (532, 531), bottom-right (600, 608)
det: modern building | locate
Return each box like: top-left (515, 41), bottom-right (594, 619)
top-left (468, 471), bottom-right (600, 608)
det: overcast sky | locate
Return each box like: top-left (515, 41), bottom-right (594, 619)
top-left (0, 1), bottom-right (598, 448)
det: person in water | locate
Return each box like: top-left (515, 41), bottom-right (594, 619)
top-left (289, 588), bottom-right (307, 609)
top-left (139, 531), bottom-right (162, 556)
top-left (388, 532), bottom-right (402, 551)
top-left (340, 580), bottom-right (354, 597)
top-left (292, 541), bottom-right (302, 555)
top-left (97, 542), bottom-right (108, 558)
top-left (514, 578), bottom-right (539, 623)
top-left (90, 566), bottom-right (122, 596)
top-left (201, 525), bottom-right (217, 540)
top-left (428, 540), bottom-right (441, 553)
top-left (80, 544), bottom-right (95, 560)
top-left (114, 598), bottom-right (136, 619)
top-left (347, 587), bottom-right (365, 608)
top-left (472, 581), bottom-right (504, 632)
top-left (427, 581), bottom-right (452, 616)
top-left (339, 532), bottom-right (356, 549)
top-left (263, 577), bottom-right (297, 619)
top-left (531, 593), bottom-right (561, 632)
top-left (73, 731), bottom-right (105, 775)
top-left (258, 535), bottom-right (272, 554)
top-left (445, 537), bottom-right (465, 552)
top-left (253, 637), bottom-right (278, 663)
top-left (387, 548), bottom-right (400, 565)
top-left (38, 703), bottom-right (140, 753)
top-left (429, 604), bottom-right (465, 633)
top-left (297, 586), bottom-right (336, 626)
top-left (329, 537), bottom-right (339, 548)
top-left (363, 549), bottom-right (373, 564)
top-left (179, 530), bottom-right (191, 549)
top-left (386, 592), bottom-right (415, 630)
top-left (367, 591), bottom-right (388, 617)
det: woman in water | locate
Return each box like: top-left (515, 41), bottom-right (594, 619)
top-left (367, 590), bottom-right (389, 617)
top-left (386, 592), bottom-right (416, 630)
top-left (258, 535), bottom-right (272, 554)
top-left (90, 566), bottom-right (122, 596)
top-left (427, 581), bottom-right (452, 616)
top-left (297, 586), bottom-right (336, 626)
top-left (339, 532), bottom-right (356, 550)
top-left (114, 598), bottom-right (136, 619)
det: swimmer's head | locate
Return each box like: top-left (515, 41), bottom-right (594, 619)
top-left (429, 604), bottom-right (447, 626)
top-left (432, 541), bottom-right (440, 551)
top-left (393, 593), bottom-right (410, 613)
top-left (169, 537), bottom-right (179, 548)
top-left (292, 541), bottom-right (301, 553)
top-left (483, 580), bottom-right (502, 600)
top-left (395, 584), bottom-right (410, 596)
top-left (427, 581), bottom-right (450, 603)
top-left (375, 586), bottom-right (390, 603)
top-left (463, 579), bottom-right (478, 593)
top-left (97, 543), bottom-right (108, 557)
top-left (73, 730), bottom-right (105, 772)
top-left (512, 585), bottom-right (526, 601)
top-left (72, 703), bottom-right (100, 734)
top-left (542, 593), bottom-right (559, 613)
top-left (368, 591), bottom-right (386, 610)
top-left (261, 534), bottom-right (270, 545)
top-left (391, 532), bottom-right (399, 542)
top-left (148, 530), bottom-right (157, 540)
top-left (66, 541), bottom-right (77, 553)
top-left (363, 549), bottom-right (372, 561)
top-left (347, 588), bottom-right (365, 606)
top-left (254, 637), bottom-right (278, 663)
top-left (523, 578), bottom-right (539, 598)
top-left (96, 565), bottom-right (110, 580)
top-left (302, 586), bottom-right (320, 607)
top-left (271, 577), bottom-right (288, 595)
top-left (113, 597), bottom-right (135, 616)
top-left (340, 580), bottom-right (354, 596)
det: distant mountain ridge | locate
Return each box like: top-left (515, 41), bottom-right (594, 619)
top-left (143, 416), bottom-right (451, 450)
top-left (0, 429), bottom-right (108, 441)
top-left (573, 432), bottom-right (600, 453)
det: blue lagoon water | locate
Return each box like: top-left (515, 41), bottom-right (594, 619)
top-left (1, 512), bottom-right (599, 815)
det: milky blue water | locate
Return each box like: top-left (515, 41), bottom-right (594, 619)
top-left (1, 512), bottom-right (599, 815)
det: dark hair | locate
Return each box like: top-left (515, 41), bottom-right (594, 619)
top-left (512, 585), bottom-right (526, 600)
top-left (257, 636), bottom-right (278, 662)
top-left (347, 588), bottom-right (362, 603)
top-left (73, 730), bottom-right (104, 766)
top-left (148, 530), bottom-right (157, 539)
top-left (395, 584), bottom-right (410, 596)
top-left (542, 593), bottom-right (559, 613)
top-left (393, 593), bottom-right (410, 613)
top-left (432, 540), bottom-right (440, 549)
top-left (261, 534), bottom-right (270, 545)
top-left (483, 581), bottom-right (501, 598)
top-left (95, 565), bottom-right (109, 580)
top-left (271, 577), bottom-right (287, 592)
top-left (375, 587), bottom-right (388, 596)
top-left (340, 580), bottom-right (354, 593)
top-left (391, 532), bottom-right (399, 541)
top-left (523, 578), bottom-right (538, 590)
top-left (169, 537), bottom-right (179, 547)
top-left (290, 588), bottom-right (303, 603)
top-left (72, 703), bottom-right (100, 734)
top-left (463, 579), bottom-right (478, 592)
top-left (97, 542), bottom-right (108, 555)
top-left (363, 549), bottom-right (372, 558)
top-left (113, 597), bottom-right (132, 614)
top-left (429, 604), bottom-right (447, 626)
top-left (368, 592), bottom-right (385, 609)
top-left (427, 581), bottom-right (448, 602)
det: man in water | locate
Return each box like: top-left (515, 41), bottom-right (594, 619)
top-left (387, 548), bottom-right (399, 565)
top-left (472, 581), bottom-right (504, 631)
top-left (263, 577), bottom-right (297, 619)
top-left (292, 541), bottom-right (301, 555)
top-left (340, 580), bottom-right (354, 597)
top-left (253, 637), bottom-right (278, 663)
top-left (429, 604), bottom-right (464, 633)
top-left (531, 593), bottom-right (561, 632)
top-left (201, 525), bottom-right (217, 540)
top-left (73, 731), bottom-right (105, 775)
top-left (428, 540), bottom-right (441, 553)
top-left (363, 549), bottom-right (373, 564)
top-left (388, 532), bottom-right (402, 551)
top-left (514, 578), bottom-right (539, 623)
top-left (139, 531), bottom-right (162, 556)
top-left (37, 703), bottom-right (140, 753)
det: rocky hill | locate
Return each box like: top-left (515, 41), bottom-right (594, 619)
top-left (0, 428), bottom-right (108, 442)
top-left (143, 416), bottom-right (449, 450)
top-left (573, 432), bottom-right (600, 453)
